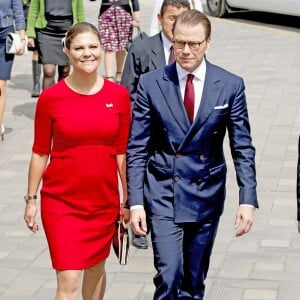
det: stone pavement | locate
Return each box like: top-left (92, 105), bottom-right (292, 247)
top-left (1, 1), bottom-right (300, 299)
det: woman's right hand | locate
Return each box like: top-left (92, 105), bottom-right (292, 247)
top-left (132, 19), bottom-right (140, 27)
top-left (27, 37), bottom-right (35, 49)
top-left (24, 201), bottom-right (39, 233)
top-left (132, 11), bottom-right (140, 27)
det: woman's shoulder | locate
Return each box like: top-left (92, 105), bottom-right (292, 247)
top-left (39, 80), bottom-right (69, 100)
top-left (104, 79), bottom-right (128, 94)
top-left (103, 80), bottom-right (130, 106)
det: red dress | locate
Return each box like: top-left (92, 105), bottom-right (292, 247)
top-left (32, 79), bottom-right (131, 270)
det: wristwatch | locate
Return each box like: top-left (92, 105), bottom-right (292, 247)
top-left (24, 195), bottom-right (37, 202)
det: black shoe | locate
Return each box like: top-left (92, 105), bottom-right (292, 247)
top-left (1, 125), bottom-right (12, 141)
top-left (31, 60), bottom-right (41, 98)
top-left (31, 83), bottom-right (40, 97)
top-left (1, 124), bottom-right (5, 141)
top-left (132, 235), bottom-right (148, 249)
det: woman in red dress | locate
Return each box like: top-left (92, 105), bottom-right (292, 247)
top-left (24, 22), bottom-right (131, 299)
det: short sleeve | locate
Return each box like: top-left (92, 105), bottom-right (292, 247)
top-left (32, 91), bottom-right (53, 154)
top-left (114, 87), bottom-right (131, 154)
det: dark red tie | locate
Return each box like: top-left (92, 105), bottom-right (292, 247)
top-left (168, 46), bottom-right (175, 64)
top-left (184, 74), bottom-right (195, 123)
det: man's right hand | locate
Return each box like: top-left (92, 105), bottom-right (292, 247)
top-left (130, 208), bottom-right (147, 236)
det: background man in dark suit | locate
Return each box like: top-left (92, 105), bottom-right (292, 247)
top-left (121, 0), bottom-right (190, 103)
top-left (121, 0), bottom-right (190, 249)
top-left (126, 10), bottom-right (258, 299)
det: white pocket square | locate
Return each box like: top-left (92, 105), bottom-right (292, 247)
top-left (214, 104), bottom-right (228, 109)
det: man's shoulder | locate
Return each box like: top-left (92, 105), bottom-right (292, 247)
top-left (129, 33), bottom-right (162, 52)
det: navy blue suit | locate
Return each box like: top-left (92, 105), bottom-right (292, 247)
top-left (127, 60), bottom-right (258, 299)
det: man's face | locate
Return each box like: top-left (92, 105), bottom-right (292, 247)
top-left (173, 22), bottom-right (211, 73)
top-left (158, 5), bottom-right (189, 42)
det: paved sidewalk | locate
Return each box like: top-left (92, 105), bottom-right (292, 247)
top-left (1, 1), bottom-right (300, 299)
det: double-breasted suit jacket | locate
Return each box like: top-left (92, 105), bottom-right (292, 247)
top-left (127, 60), bottom-right (259, 223)
top-left (121, 33), bottom-right (166, 103)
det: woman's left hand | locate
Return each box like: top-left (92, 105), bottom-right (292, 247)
top-left (16, 38), bottom-right (26, 56)
top-left (120, 204), bottom-right (130, 223)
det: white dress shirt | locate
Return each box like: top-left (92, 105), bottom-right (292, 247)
top-left (161, 32), bottom-right (173, 64)
top-left (176, 60), bottom-right (206, 120)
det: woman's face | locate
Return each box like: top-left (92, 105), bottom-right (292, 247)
top-left (65, 32), bottom-right (101, 74)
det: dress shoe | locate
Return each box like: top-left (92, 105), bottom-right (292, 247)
top-left (31, 60), bottom-right (41, 97)
top-left (31, 83), bottom-right (40, 97)
top-left (1, 124), bottom-right (5, 141)
top-left (132, 235), bottom-right (148, 249)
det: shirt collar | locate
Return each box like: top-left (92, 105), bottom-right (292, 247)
top-left (176, 59), bottom-right (207, 82)
top-left (160, 31), bottom-right (173, 51)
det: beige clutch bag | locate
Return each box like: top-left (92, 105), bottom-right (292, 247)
top-left (6, 33), bottom-right (27, 54)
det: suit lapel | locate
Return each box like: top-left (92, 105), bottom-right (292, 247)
top-left (158, 63), bottom-right (191, 133)
top-left (151, 34), bottom-right (166, 69)
top-left (156, 61), bottom-right (225, 148)
top-left (179, 61), bottom-right (225, 149)
top-left (193, 61), bottom-right (222, 128)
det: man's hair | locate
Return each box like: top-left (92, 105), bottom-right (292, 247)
top-left (172, 9), bottom-right (211, 39)
top-left (160, 0), bottom-right (191, 16)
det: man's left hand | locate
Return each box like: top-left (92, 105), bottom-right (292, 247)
top-left (234, 206), bottom-right (254, 237)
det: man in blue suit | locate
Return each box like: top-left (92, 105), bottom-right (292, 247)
top-left (126, 10), bottom-right (259, 300)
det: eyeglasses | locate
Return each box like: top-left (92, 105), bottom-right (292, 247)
top-left (173, 38), bottom-right (207, 50)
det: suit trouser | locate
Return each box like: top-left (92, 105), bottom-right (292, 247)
top-left (150, 216), bottom-right (219, 300)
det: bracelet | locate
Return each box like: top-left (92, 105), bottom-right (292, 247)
top-left (24, 195), bottom-right (37, 202)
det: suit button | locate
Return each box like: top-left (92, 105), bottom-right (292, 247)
top-left (199, 155), bottom-right (206, 161)
top-left (174, 176), bottom-right (180, 182)
top-left (175, 153), bottom-right (181, 158)
top-left (197, 178), bottom-right (203, 183)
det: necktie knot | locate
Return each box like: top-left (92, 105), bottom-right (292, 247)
top-left (187, 73), bottom-right (194, 83)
